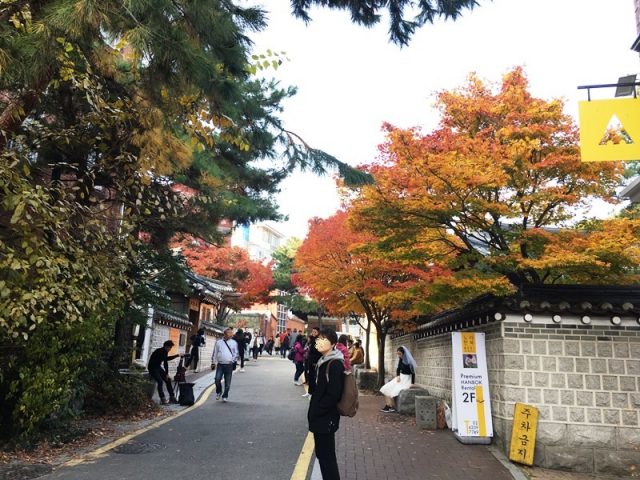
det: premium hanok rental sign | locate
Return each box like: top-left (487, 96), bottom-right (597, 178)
top-left (451, 332), bottom-right (493, 438)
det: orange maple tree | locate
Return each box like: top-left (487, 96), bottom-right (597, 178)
top-left (350, 67), bottom-right (638, 311)
top-left (180, 242), bottom-right (274, 322)
top-left (294, 211), bottom-right (443, 385)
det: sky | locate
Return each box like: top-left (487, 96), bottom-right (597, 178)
top-left (249, 0), bottom-right (640, 239)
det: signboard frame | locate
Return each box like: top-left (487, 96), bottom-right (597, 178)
top-left (451, 332), bottom-right (493, 439)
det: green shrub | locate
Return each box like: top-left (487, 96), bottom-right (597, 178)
top-left (83, 370), bottom-right (154, 416)
top-left (0, 312), bottom-right (114, 444)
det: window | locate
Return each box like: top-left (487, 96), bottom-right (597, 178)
top-left (277, 303), bottom-right (287, 333)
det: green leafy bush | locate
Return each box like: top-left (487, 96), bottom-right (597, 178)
top-left (83, 370), bottom-right (155, 416)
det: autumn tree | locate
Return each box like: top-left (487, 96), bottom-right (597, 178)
top-left (181, 243), bottom-right (274, 323)
top-left (295, 211), bottom-right (441, 386)
top-left (351, 67), bottom-right (638, 313)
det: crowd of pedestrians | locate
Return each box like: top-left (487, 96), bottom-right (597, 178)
top-left (148, 323), bottom-right (403, 480)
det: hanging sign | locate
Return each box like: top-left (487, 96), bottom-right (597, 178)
top-left (509, 403), bottom-right (539, 466)
top-left (578, 98), bottom-right (640, 162)
top-left (451, 332), bottom-right (493, 438)
top-left (189, 298), bottom-right (201, 311)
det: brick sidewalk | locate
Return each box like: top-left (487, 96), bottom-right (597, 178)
top-left (333, 394), bottom-right (515, 480)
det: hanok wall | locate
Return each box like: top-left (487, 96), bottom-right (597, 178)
top-left (387, 310), bottom-right (640, 475)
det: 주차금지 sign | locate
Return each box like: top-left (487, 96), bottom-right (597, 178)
top-left (451, 332), bottom-right (493, 438)
top-left (509, 403), bottom-right (539, 466)
top-left (578, 98), bottom-right (640, 162)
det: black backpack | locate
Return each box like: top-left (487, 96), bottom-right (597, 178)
top-left (178, 382), bottom-right (195, 406)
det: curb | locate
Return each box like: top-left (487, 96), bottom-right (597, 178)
top-left (488, 446), bottom-right (529, 480)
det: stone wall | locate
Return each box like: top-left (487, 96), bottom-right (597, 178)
top-left (387, 313), bottom-right (640, 475)
top-left (387, 322), bottom-right (502, 402)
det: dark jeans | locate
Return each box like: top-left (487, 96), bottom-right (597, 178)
top-left (215, 363), bottom-right (234, 398)
top-left (307, 365), bottom-right (317, 395)
top-left (239, 351), bottom-right (245, 369)
top-left (313, 432), bottom-right (340, 480)
top-left (281, 348), bottom-right (289, 358)
top-left (149, 368), bottom-right (174, 400)
top-left (294, 361), bottom-right (304, 381)
top-left (252, 346), bottom-right (259, 360)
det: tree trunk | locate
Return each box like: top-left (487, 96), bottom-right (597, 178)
top-left (112, 306), bottom-right (134, 369)
top-left (364, 320), bottom-right (371, 369)
top-left (376, 328), bottom-right (386, 388)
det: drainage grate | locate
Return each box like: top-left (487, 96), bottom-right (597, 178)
top-left (113, 442), bottom-right (165, 454)
top-left (0, 463), bottom-right (53, 480)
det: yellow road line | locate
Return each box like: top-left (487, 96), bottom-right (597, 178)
top-left (290, 432), bottom-right (315, 480)
top-left (62, 383), bottom-right (216, 468)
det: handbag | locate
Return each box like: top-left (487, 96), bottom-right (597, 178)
top-left (222, 340), bottom-right (238, 371)
top-left (287, 348), bottom-right (296, 361)
top-left (326, 360), bottom-right (359, 417)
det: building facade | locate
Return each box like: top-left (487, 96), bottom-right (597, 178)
top-left (230, 221), bottom-right (286, 262)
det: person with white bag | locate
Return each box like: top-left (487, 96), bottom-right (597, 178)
top-left (380, 346), bottom-right (417, 413)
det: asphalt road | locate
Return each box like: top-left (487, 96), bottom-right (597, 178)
top-left (45, 356), bottom-right (310, 480)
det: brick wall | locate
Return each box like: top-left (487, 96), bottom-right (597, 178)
top-left (387, 313), bottom-right (640, 475)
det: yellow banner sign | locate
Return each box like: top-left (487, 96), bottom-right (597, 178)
top-left (579, 98), bottom-right (640, 162)
top-left (509, 403), bottom-right (539, 466)
top-left (461, 332), bottom-right (476, 354)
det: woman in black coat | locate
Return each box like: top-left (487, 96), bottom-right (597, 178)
top-left (308, 327), bottom-right (344, 480)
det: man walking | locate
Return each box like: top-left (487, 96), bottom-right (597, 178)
top-left (212, 327), bottom-right (239, 402)
top-left (148, 340), bottom-right (180, 405)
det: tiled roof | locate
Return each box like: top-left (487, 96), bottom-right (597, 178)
top-left (397, 284), bottom-right (640, 339)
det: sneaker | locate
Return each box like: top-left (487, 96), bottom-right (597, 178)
top-left (222, 397), bottom-right (228, 403)
top-left (216, 394), bottom-right (222, 401)
top-left (169, 398), bottom-right (179, 404)
top-left (160, 398), bottom-right (169, 405)
top-left (387, 407), bottom-right (396, 413)
top-left (381, 405), bottom-right (396, 412)
top-left (239, 368), bottom-right (245, 372)
top-left (301, 393), bottom-right (311, 398)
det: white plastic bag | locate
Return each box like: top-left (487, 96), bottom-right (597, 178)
top-left (443, 401), bottom-right (452, 429)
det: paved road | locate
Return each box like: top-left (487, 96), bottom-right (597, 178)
top-left (45, 356), bottom-right (309, 480)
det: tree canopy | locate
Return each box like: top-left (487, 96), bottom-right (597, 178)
top-left (294, 210), bottom-right (441, 384)
top-left (290, 0), bottom-right (479, 46)
top-left (0, 0), bottom-right (369, 439)
top-left (350, 67), bottom-right (639, 311)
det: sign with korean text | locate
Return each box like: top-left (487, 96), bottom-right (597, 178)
top-left (509, 403), bottom-right (539, 466)
top-left (451, 332), bottom-right (493, 438)
top-left (578, 98), bottom-right (640, 162)
top-left (189, 298), bottom-right (201, 311)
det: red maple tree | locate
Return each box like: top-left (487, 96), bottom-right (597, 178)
top-left (180, 241), bottom-right (274, 322)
